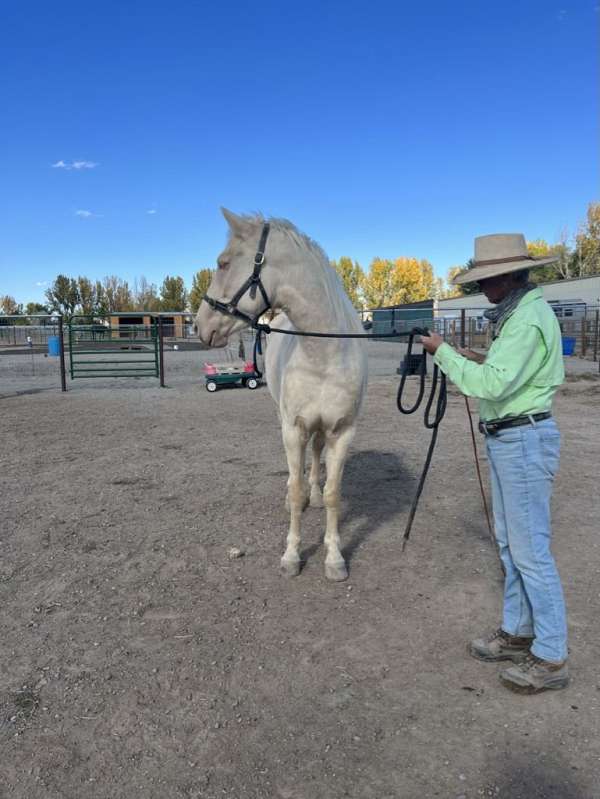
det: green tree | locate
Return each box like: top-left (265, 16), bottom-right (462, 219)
top-left (77, 276), bottom-right (98, 319)
top-left (94, 281), bottom-right (109, 317)
top-left (25, 302), bottom-right (49, 315)
top-left (189, 269), bottom-right (214, 312)
top-left (45, 275), bottom-right (79, 319)
top-left (331, 257), bottom-right (364, 308)
top-left (160, 275), bottom-right (188, 311)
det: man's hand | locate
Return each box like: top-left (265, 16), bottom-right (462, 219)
top-left (420, 331), bottom-right (444, 355)
top-left (457, 347), bottom-right (486, 364)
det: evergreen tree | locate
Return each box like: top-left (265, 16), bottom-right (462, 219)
top-left (160, 275), bottom-right (188, 311)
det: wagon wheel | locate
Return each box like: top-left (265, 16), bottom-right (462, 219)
top-left (246, 377), bottom-right (259, 390)
top-left (206, 380), bottom-right (218, 392)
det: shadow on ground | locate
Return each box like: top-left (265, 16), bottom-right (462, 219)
top-left (340, 448), bottom-right (411, 563)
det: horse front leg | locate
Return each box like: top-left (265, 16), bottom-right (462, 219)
top-left (323, 426), bottom-right (355, 581)
top-left (280, 421), bottom-right (310, 577)
top-left (308, 430), bottom-right (325, 508)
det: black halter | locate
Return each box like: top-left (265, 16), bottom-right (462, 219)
top-left (203, 223), bottom-right (271, 329)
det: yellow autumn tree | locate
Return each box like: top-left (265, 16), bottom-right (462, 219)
top-left (330, 257), bottom-right (364, 308)
top-left (527, 238), bottom-right (568, 282)
top-left (362, 257), bottom-right (438, 307)
top-left (574, 202), bottom-right (600, 276)
top-left (441, 266), bottom-right (465, 298)
top-left (362, 258), bottom-right (395, 307)
top-left (390, 258), bottom-right (436, 304)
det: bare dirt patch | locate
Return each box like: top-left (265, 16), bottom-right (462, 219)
top-left (1, 347), bottom-right (599, 798)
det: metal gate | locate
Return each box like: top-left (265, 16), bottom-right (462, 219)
top-left (68, 322), bottom-right (160, 380)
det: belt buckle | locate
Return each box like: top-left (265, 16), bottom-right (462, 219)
top-left (479, 420), bottom-right (499, 436)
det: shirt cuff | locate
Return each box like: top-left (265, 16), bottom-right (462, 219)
top-left (433, 342), bottom-right (460, 372)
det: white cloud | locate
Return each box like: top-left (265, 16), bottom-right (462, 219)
top-left (36, 281), bottom-right (49, 287)
top-left (146, 209), bottom-right (157, 215)
top-left (52, 159), bottom-right (98, 170)
top-left (75, 209), bottom-right (98, 218)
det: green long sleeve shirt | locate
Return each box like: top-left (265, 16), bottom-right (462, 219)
top-left (433, 288), bottom-right (565, 422)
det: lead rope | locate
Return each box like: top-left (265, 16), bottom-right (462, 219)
top-left (396, 330), bottom-right (447, 549)
top-left (463, 396), bottom-right (504, 574)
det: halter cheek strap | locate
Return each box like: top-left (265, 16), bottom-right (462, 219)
top-left (203, 223), bottom-right (272, 328)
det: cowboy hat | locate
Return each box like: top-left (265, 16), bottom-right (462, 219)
top-left (453, 233), bottom-right (558, 285)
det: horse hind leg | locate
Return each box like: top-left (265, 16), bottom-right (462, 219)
top-left (280, 421), bottom-right (310, 577)
top-left (323, 426), bottom-right (355, 582)
top-left (308, 431), bottom-right (325, 508)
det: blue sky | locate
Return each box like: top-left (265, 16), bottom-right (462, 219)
top-left (1, 0), bottom-right (597, 305)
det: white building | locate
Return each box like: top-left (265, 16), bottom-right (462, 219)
top-left (435, 275), bottom-right (600, 323)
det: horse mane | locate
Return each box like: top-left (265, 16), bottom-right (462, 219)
top-left (238, 214), bottom-right (363, 333)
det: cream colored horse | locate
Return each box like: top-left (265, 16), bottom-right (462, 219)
top-left (195, 209), bottom-right (367, 580)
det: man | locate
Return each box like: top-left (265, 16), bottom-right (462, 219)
top-left (421, 233), bottom-right (568, 694)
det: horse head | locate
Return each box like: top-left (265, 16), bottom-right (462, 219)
top-left (194, 209), bottom-right (276, 347)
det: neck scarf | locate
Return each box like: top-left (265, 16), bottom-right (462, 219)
top-left (484, 283), bottom-right (536, 335)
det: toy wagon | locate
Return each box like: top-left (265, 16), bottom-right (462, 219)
top-left (203, 361), bottom-right (261, 393)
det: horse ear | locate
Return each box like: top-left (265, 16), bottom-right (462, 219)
top-left (221, 207), bottom-right (253, 239)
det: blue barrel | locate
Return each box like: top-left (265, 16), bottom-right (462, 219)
top-left (47, 336), bottom-right (61, 356)
top-left (561, 336), bottom-right (576, 356)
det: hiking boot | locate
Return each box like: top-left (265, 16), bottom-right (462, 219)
top-left (500, 652), bottom-right (569, 694)
top-left (469, 628), bottom-right (533, 663)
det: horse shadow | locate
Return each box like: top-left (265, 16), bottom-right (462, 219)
top-left (300, 449), bottom-right (411, 565)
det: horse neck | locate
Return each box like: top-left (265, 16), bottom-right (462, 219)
top-left (273, 247), bottom-right (357, 337)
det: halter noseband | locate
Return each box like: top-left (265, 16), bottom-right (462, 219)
top-left (203, 223), bottom-right (272, 329)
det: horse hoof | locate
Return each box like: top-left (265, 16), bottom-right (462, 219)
top-left (325, 561), bottom-right (348, 582)
top-left (281, 557), bottom-right (301, 577)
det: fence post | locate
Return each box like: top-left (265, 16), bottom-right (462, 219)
top-left (58, 315), bottom-right (67, 392)
top-left (581, 310), bottom-right (587, 357)
top-left (460, 309), bottom-right (466, 348)
top-left (594, 310), bottom-right (599, 363)
top-left (158, 316), bottom-right (165, 387)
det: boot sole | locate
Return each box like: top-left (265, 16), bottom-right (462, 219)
top-left (468, 644), bottom-right (529, 663)
top-left (499, 675), bottom-right (570, 694)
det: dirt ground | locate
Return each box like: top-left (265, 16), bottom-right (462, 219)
top-left (1, 342), bottom-right (599, 799)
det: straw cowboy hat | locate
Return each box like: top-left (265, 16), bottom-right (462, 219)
top-left (453, 233), bottom-right (559, 285)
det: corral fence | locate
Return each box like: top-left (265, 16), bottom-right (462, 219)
top-left (0, 313), bottom-right (171, 391)
top-left (0, 311), bottom-right (197, 348)
top-left (368, 305), bottom-right (600, 362)
top-left (68, 320), bottom-right (160, 380)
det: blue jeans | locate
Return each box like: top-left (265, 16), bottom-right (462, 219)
top-left (485, 417), bottom-right (568, 662)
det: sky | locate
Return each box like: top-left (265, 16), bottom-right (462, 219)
top-left (0, 0), bottom-right (598, 305)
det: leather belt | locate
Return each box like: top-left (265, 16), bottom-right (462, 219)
top-left (478, 411), bottom-right (552, 436)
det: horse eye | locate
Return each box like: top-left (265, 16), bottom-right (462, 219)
top-left (218, 259), bottom-right (229, 270)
